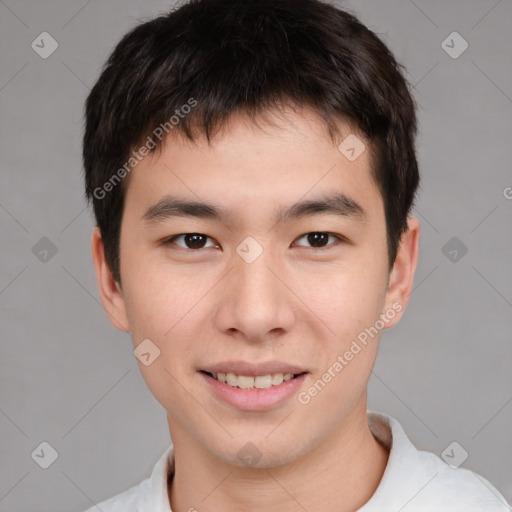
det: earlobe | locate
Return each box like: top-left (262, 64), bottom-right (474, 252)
top-left (90, 226), bottom-right (130, 332)
top-left (382, 217), bottom-right (420, 328)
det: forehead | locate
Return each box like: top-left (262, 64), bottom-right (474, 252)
top-left (123, 107), bottom-right (383, 226)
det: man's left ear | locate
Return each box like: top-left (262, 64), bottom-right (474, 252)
top-left (382, 216), bottom-right (420, 328)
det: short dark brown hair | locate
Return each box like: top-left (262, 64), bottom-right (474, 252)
top-left (83, 0), bottom-right (419, 284)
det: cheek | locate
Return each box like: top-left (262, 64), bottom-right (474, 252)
top-left (297, 272), bottom-right (386, 421)
top-left (121, 268), bottom-right (200, 411)
top-left (304, 260), bottom-right (388, 341)
top-left (121, 259), bottom-right (212, 380)
top-left (121, 252), bottom-right (195, 337)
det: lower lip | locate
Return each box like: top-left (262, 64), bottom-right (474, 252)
top-left (201, 372), bottom-right (307, 411)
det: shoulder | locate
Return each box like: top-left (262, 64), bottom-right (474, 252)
top-left (81, 443), bottom-right (174, 512)
top-left (82, 478), bottom-right (150, 512)
top-left (364, 411), bottom-right (510, 511)
top-left (412, 448), bottom-right (510, 511)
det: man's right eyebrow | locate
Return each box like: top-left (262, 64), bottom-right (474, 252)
top-left (141, 196), bottom-right (231, 225)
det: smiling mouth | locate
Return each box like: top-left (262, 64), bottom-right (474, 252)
top-left (202, 371), bottom-right (306, 390)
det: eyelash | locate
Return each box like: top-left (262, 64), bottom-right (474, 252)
top-left (163, 232), bottom-right (345, 251)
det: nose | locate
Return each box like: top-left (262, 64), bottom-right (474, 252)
top-left (213, 248), bottom-right (297, 345)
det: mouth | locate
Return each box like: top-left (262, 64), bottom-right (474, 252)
top-left (201, 370), bottom-right (306, 390)
top-left (198, 360), bottom-right (309, 412)
top-left (199, 363), bottom-right (309, 411)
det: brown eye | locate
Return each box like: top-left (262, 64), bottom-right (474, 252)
top-left (165, 233), bottom-right (217, 249)
top-left (294, 232), bottom-right (341, 248)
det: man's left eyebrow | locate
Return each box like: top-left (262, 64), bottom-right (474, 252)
top-left (141, 192), bottom-right (366, 226)
top-left (273, 192), bottom-right (367, 224)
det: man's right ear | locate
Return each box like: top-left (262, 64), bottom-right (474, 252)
top-left (91, 226), bottom-right (130, 332)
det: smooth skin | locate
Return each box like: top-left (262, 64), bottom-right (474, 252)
top-left (91, 106), bottom-right (420, 512)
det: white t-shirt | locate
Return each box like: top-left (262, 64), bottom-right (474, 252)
top-left (84, 410), bottom-right (510, 511)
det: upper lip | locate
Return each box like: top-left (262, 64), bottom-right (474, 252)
top-left (202, 361), bottom-right (308, 376)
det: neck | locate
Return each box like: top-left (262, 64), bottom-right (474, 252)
top-left (168, 404), bottom-right (389, 512)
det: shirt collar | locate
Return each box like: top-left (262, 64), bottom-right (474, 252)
top-left (358, 409), bottom-right (428, 510)
top-left (146, 410), bottom-right (409, 511)
top-left (146, 442), bottom-right (175, 511)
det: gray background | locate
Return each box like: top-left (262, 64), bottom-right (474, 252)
top-left (1, 0), bottom-right (511, 510)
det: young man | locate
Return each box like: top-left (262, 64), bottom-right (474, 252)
top-left (83, 0), bottom-right (509, 510)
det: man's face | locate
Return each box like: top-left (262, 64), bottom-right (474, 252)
top-left (111, 108), bottom-right (404, 467)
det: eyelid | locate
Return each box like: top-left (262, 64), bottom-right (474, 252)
top-left (293, 232), bottom-right (345, 248)
top-left (163, 231), bottom-right (346, 250)
top-left (164, 233), bottom-right (219, 249)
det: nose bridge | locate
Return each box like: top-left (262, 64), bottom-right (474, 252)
top-left (215, 243), bottom-right (295, 341)
top-left (236, 252), bottom-right (279, 304)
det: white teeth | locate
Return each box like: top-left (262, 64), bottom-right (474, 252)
top-left (211, 372), bottom-right (298, 389)
top-left (271, 373), bottom-right (283, 386)
top-left (254, 375), bottom-right (272, 389)
top-left (226, 373), bottom-right (237, 386)
top-left (237, 375), bottom-right (254, 389)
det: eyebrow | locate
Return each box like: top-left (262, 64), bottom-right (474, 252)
top-left (141, 192), bottom-right (366, 227)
